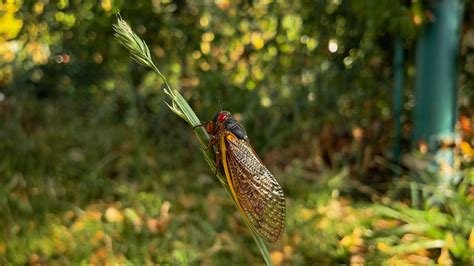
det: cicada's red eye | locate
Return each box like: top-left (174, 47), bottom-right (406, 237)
top-left (218, 113), bottom-right (226, 122)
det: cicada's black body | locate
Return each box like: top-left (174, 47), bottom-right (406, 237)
top-left (211, 111), bottom-right (248, 140)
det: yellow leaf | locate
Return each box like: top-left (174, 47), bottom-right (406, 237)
top-left (0, 13), bottom-right (23, 40)
top-left (377, 242), bottom-right (392, 253)
top-left (0, 243), bottom-right (5, 255)
top-left (469, 229), bottom-right (474, 250)
top-left (216, 0), bottom-right (230, 10)
top-left (101, 0), bottom-right (112, 11)
top-left (105, 207), bottom-right (124, 223)
top-left (270, 251), bottom-right (284, 266)
top-left (350, 255), bottom-right (365, 265)
top-left (340, 235), bottom-right (353, 247)
top-left (200, 42), bottom-right (211, 55)
top-left (92, 231), bottom-right (106, 245)
top-left (461, 141), bottom-right (473, 156)
top-left (86, 210), bottom-right (103, 221)
top-left (438, 248), bottom-right (453, 265)
top-left (251, 32), bottom-right (265, 50)
top-left (299, 208), bottom-right (315, 220)
top-left (1, 0), bottom-right (21, 13)
top-left (445, 232), bottom-right (454, 248)
top-left (72, 220), bottom-right (85, 231)
top-left (283, 245), bottom-right (293, 257)
top-left (374, 219), bottom-right (400, 230)
top-left (34, 2), bottom-right (44, 14)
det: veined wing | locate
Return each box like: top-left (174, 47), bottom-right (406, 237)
top-left (220, 133), bottom-right (286, 242)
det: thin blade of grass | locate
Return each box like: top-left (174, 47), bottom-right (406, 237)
top-left (390, 239), bottom-right (445, 254)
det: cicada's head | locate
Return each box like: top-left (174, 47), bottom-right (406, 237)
top-left (214, 110), bottom-right (231, 124)
top-left (210, 110), bottom-right (247, 140)
top-left (206, 110), bottom-right (231, 135)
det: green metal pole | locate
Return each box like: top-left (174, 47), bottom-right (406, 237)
top-left (413, 0), bottom-right (464, 184)
top-left (392, 38), bottom-right (404, 164)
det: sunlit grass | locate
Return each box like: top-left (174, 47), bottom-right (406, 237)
top-left (1, 97), bottom-right (473, 264)
top-left (0, 97), bottom-right (370, 264)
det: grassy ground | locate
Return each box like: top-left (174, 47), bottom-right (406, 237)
top-left (1, 96), bottom-right (473, 265)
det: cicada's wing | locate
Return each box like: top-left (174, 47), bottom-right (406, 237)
top-left (221, 133), bottom-right (286, 242)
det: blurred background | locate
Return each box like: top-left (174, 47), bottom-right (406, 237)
top-left (1, 0), bottom-right (474, 264)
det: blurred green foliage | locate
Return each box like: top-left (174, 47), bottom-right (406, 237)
top-left (3, 0), bottom-right (421, 138)
top-left (1, 0), bottom-right (474, 264)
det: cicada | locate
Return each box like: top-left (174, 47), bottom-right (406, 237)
top-left (198, 110), bottom-right (286, 242)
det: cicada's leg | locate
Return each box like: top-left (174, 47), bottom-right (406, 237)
top-left (208, 134), bottom-right (218, 150)
top-left (193, 121), bottom-right (210, 130)
top-left (205, 134), bottom-right (221, 176)
top-left (214, 149), bottom-right (221, 177)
